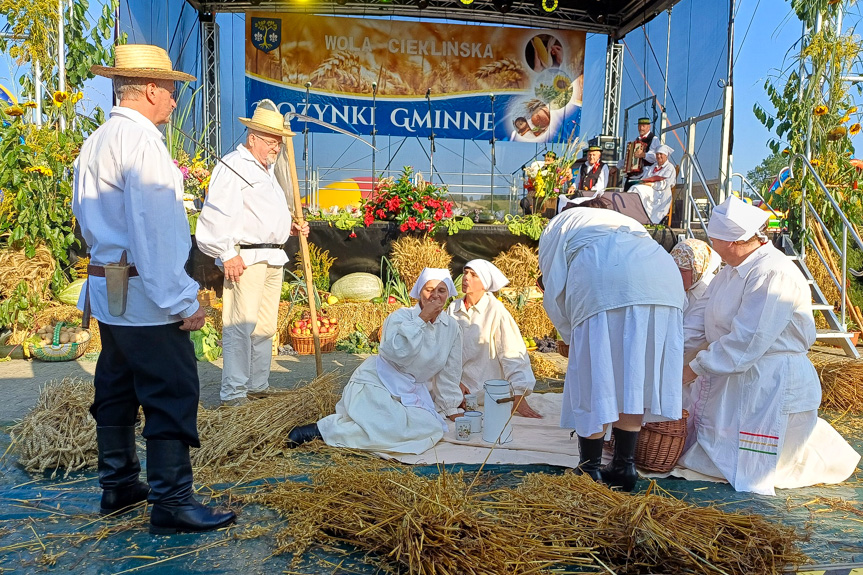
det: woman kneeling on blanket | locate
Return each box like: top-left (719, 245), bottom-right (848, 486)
top-left (287, 268), bottom-right (464, 454)
top-left (448, 259), bottom-right (542, 419)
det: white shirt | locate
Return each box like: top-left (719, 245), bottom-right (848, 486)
top-left (72, 107), bottom-right (199, 325)
top-left (577, 161), bottom-right (608, 193)
top-left (379, 306), bottom-right (464, 417)
top-left (681, 243), bottom-right (822, 494)
top-left (448, 293), bottom-right (536, 395)
top-left (639, 160), bottom-right (676, 192)
top-left (538, 208), bottom-right (684, 342)
top-left (195, 144), bottom-right (292, 267)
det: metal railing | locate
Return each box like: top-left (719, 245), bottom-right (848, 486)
top-left (307, 167), bottom-right (521, 215)
top-left (787, 153), bottom-right (863, 331)
top-left (731, 172), bottom-right (782, 219)
top-left (678, 152), bottom-right (718, 244)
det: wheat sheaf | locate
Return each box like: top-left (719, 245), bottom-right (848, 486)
top-left (310, 51), bottom-right (373, 93)
top-left (475, 58), bottom-right (526, 89)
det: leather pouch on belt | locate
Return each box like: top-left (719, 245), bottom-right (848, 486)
top-left (105, 250), bottom-right (132, 317)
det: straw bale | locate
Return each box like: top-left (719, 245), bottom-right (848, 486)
top-left (502, 299), bottom-right (556, 338)
top-left (191, 372), bottom-right (343, 482)
top-left (810, 350), bottom-right (863, 412)
top-left (390, 236), bottom-right (452, 290)
top-left (248, 465), bottom-right (806, 575)
top-left (8, 377), bottom-right (98, 478)
top-left (280, 302), bottom-right (402, 344)
top-left (529, 350), bottom-right (566, 380)
top-left (0, 244), bottom-right (55, 298)
top-left (806, 249), bottom-right (840, 330)
top-left (491, 244), bottom-right (539, 289)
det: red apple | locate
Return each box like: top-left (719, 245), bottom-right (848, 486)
top-left (387, 296), bottom-right (397, 304)
top-left (291, 327), bottom-right (301, 335)
top-left (320, 326), bottom-right (329, 334)
top-left (330, 318), bottom-right (339, 325)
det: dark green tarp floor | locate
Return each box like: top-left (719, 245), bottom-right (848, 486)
top-left (1, 410), bottom-right (861, 575)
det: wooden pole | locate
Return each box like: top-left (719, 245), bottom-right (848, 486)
top-left (283, 123), bottom-right (323, 376)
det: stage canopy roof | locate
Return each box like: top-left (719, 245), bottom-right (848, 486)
top-left (183, 0), bottom-right (682, 39)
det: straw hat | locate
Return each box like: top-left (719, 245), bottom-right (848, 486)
top-left (239, 106), bottom-right (295, 138)
top-left (91, 44), bottom-right (196, 82)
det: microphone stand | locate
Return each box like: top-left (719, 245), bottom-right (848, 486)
top-left (426, 88), bottom-right (435, 182)
top-left (489, 93), bottom-right (496, 214)
top-left (371, 82), bottom-right (377, 188)
top-left (303, 82), bottom-right (311, 202)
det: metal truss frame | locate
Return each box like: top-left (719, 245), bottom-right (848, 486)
top-left (200, 13), bottom-right (222, 157)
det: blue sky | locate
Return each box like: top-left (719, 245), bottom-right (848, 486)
top-left (1, 1), bottom-right (860, 182)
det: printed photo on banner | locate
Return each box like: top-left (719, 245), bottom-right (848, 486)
top-left (245, 13), bottom-right (585, 142)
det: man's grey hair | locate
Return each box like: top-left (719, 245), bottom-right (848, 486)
top-left (113, 77), bottom-right (149, 101)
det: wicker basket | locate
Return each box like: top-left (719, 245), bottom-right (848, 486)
top-left (28, 322), bottom-right (91, 362)
top-left (556, 340), bottom-right (569, 358)
top-left (605, 410), bottom-right (689, 473)
top-left (289, 328), bottom-right (338, 355)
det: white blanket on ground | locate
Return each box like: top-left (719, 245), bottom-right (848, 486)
top-left (377, 392), bottom-right (583, 467)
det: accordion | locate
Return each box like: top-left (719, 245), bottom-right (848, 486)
top-left (623, 141), bottom-right (646, 176)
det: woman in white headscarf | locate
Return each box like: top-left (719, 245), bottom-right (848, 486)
top-left (448, 259), bottom-right (542, 419)
top-left (629, 144), bottom-right (677, 224)
top-left (287, 268), bottom-right (463, 454)
top-left (538, 205), bottom-right (685, 492)
top-left (676, 196), bottom-right (860, 495)
top-left (670, 238), bottom-right (721, 311)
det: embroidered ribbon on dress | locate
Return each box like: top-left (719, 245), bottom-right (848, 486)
top-left (738, 431), bottom-right (779, 455)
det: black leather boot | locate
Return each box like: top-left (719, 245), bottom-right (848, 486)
top-left (287, 423), bottom-right (322, 448)
top-left (600, 428), bottom-right (640, 492)
top-left (97, 426), bottom-right (150, 515)
top-left (575, 436), bottom-right (604, 481)
top-left (146, 440), bottom-right (236, 535)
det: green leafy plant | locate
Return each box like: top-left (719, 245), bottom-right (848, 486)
top-left (504, 214), bottom-right (547, 241)
top-left (190, 320), bottom-right (222, 362)
top-left (282, 269), bottom-right (323, 310)
top-left (441, 215), bottom-right (475, 235)
top-left (336, 330), bottom-right (378, 354)
top-left (294, 243), bottom-right (336, 292)
top-left (380, 256), bottom-right (411, 306)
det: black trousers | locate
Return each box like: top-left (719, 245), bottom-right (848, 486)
top-left (91, 321), bottom-right (201, 447)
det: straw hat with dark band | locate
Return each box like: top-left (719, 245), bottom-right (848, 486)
top-left (91, 44), bottom-right (196, 82)
top-left (239, 106), bottom-right (295, 138)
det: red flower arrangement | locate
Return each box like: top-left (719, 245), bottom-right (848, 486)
top-left (363, 167), bottom-right (454, 233)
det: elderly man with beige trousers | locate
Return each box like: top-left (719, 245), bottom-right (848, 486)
top-left (196, 106), bottom-right (308, 407)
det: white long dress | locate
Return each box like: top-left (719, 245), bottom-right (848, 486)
top-left (630, 161), bottom-right (677, 224)
top-left (317, 306), bottom-right (463, 454)
top-left (676, 242), bottom-right (860, 495)
top-left (448, 293), bottom-right (536, 396)
top-left (538, 208), bottom-right (685, 438)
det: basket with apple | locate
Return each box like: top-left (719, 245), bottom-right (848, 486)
top-left (288, 310), bottom-right (340, 355)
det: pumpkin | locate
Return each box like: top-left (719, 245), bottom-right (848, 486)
top-left (330, 273), bottom-right (384, 302)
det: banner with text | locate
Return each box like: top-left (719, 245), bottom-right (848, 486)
top-left (245, 13), bottom-right (585, 142)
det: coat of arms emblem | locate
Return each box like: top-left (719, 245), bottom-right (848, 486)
top-left (251, 17), bottom-right (281, 53)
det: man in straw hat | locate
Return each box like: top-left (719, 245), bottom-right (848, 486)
top-left (627, 144), bottom-right (677, 224)
top-left (74, 44), bottom-right (236, 534)
top-left (195, 104), bottom-right (309, 407)
top-left (674, 196), bottom-right (860, 495)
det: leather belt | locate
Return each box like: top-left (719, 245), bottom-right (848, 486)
top-left (238, 243), bottom-right (284, 249)
top-left (87, 264), bottom-right (139, 277)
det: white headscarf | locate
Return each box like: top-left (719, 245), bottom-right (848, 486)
top-left (464, 259), bottom-right (510, 292)
top-left (657, 144), bottom-right (674, 156)
top-left (409, 268), bottom-right (457, 299)
top-left (707, 195), bottom-right (769, 242)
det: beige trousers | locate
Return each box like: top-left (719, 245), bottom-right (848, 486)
top-left (220, 262), bottom-right (283, 401)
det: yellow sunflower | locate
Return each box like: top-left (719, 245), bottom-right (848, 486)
top-left (841, 114), bottom-right (851, 124)
top-left (810, 158), bottom-right (821, 167)
top-left (4, 105), bottom-right (24, 117)
top-left (71, 92), bottom-right (83, 104)
top-left (23, 166), bottom-right (54, 177)
top-left (553, 74), bottom-right (571, 91)
top-left (814, 105), bottom-right (828, 116)
top-left (21, 101), bottom-right (37, 109)
top-left (849, 106), bottom-right (858, 114)
top-left (851, 123), bottom-right (861, 136)
top-left (52, 90), bottom-right (69, 106)
top-left (782, 148), bottom-right (791, 155)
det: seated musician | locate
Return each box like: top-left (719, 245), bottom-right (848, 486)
top-left (557, 145), bottom-right (608, 213)
top-left (621, 117), bottom-right (661, 191)
top-left (628, 144), bottom-right (677, 224)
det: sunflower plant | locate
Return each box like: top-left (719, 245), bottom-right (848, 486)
top-left (753, 0), bottom-right (863, 240)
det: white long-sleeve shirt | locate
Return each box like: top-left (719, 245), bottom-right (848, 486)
top-left (638, 160), bottom-right (677, 192)
top-left (72, 107), bottom-right (199, 325)
top-left (538, 208), bottom-right (684, 342)
top-left (379, 306), bottom-right (464, 417)
top-left (448, 293), bottom-right (536, 395)
top-left (195, 144), bottom-right (292, 267)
